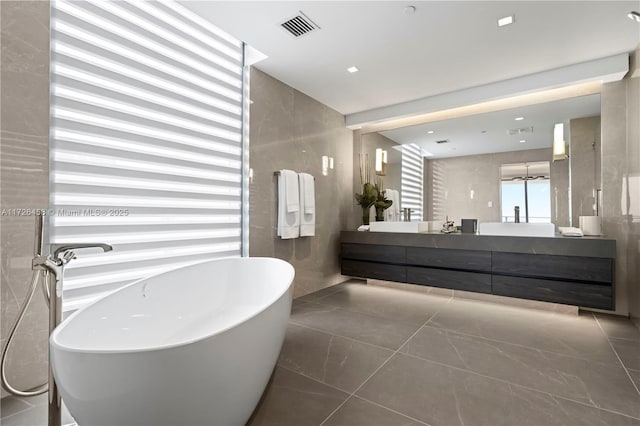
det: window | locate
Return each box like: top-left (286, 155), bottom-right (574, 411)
top-left (500, 162), bottom-right (551, 223)
top-left (401, 144), bottom-right (423, 221)
top-left (50, 0), bottom-right (246, 312)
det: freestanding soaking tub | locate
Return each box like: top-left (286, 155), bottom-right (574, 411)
top-left (50, 257), bottom-right (295, 426)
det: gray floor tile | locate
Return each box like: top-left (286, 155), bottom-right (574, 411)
top-left (611, 338), bottom-right (640, 370)
top-left (1, 396), bottom-right (33, 419)
top-left (290, 302), bottom-right (421, 350)
top-left (322, 396), bottom-right (426, 426)
top-left (595, 314), bottom-right (640, 341)
top-left (357, 353), bottom-right (640, 426)
top-left (0, 404), bottom-right (46, 426)
top-left (312, 282), bottom-right (450, 325)
top-left (278, 324), bottom-right (393, 392)
top-left (400, 326), bottom-right (640, 418)
top-left (248, 366), bottom-right (349, 426)
top-left (296, 281), bottom-right (358, 303)
top-left (429, 298), bottom-right (618, 364)
top-left (628, 369), bottom-right (640, 390)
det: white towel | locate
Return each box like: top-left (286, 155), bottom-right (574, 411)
top-left (299, 173), bottom-right (315, 237)
top-left (384, 189), bottom-right (395, 221)
top-left (385, 189), bottom-right (400, 221)
top-left (283, 170), bottom-right (299, 213)
top-left (559, 226), bottom-right (584, 237)
top-left (393, 190), bottom-right (401, 219)
top-left (277, 170), bottom-right (299, 239)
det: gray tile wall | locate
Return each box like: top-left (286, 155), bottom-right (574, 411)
top-left (248, 68), bottom-right (354, 298)
top-left (424, 148), bottom-right (570, 227)
top-left (627, 55), bottom-right (640, 327)
top-left (0, 1), bottom-right (51, 397)
top-left (601, 53), bottom-right (640, 317)
top-left (601, 48), bottom-right (640, 322)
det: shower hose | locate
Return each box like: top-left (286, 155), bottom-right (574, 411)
top-left (1, 268), bottom-right (50, 396)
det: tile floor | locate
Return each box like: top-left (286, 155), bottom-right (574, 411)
top-left (249, 280), bottom-right (640, 426)
top-left (2, 279), bottom-right (640, 426)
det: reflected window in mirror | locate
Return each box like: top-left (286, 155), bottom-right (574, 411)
top-left (500, 162), bottom-right (551, 223)
top-left (401, 144), bottom-right (423, 221)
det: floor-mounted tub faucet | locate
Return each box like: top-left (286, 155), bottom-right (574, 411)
top-left (514, 206), bottom-right (520, 223)
top-left (1, 213), bottom-right (112, 426)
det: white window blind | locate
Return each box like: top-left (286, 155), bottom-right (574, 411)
top-left (50, 0), bottom-right (246, 312)
top-left (401, 144), bottom-right (423, 221)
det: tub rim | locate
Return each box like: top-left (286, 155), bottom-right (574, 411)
top-left (50, 256), bottom-right (294, 355)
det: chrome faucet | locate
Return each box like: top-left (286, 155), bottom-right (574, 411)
top-left (32, 241), bottom-right (112, 426)
top-left (402, 208), bottom-right (413, 222)
top-left (50, 243), bottom-right (113, 259)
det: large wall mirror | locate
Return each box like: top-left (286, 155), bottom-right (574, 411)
top-left (359, 93), bottom-right (602, 228)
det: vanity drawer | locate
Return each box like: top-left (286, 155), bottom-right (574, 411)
top-left (492, 252), bottom-right (613, 284)
top-left (406, 266), bottom-right (492, 293)
top-left (492, 275), bottom-right (613, 310)
top-left (341, 259), bottom-right (406, 282)
top-left (406, 247), bottom-right (491, 272)
top-left (341, 243), bottom-right (405, 264)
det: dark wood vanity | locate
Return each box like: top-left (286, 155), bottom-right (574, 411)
top-left (340, 231), bottom-right (616, 310)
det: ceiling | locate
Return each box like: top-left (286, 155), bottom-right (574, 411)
top-left (379, 94), bottom-right (601, 158)
top-left (184, 1), bottom-right (640, 116)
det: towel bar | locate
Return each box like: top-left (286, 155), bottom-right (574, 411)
top-left (274, 171), bottom-right (315, 180)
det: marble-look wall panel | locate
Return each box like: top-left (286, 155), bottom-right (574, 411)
top-left (570, 116), bottom-right (601, 225)
top-left (622, 48), bottom-right (640, 325)
top-left (425, 148), bottom-right (569, 227)
top-left (249, 68), bottom-right (354, 298)
top-left (601, 76), bottom-right (638, 317)
top-left (0, 1), bottom-right (50, 396)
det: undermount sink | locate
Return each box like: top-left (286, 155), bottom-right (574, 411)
top-left (369, 221), bottom-right (430, 233)
top-left (478, 222), bottom-right (555, 237)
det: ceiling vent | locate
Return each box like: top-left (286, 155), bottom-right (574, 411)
top-left (280, 12), bottom-right (320, 38)
top-left (435, 139), bottom-right (449, 144)
top-left (508, 126), bottom-right (534, 136)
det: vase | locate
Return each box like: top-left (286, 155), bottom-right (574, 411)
top-left (375, 207), bottom-right (385, 222)
top-left (362, 207), bottom-right (370, 225)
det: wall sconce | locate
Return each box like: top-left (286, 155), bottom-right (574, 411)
top-left (552, 123), bottom-right (567, 161)
top-left (321, 156), bottom-right (334, 176)
top-left (375, 148), bottom-right (388, 176)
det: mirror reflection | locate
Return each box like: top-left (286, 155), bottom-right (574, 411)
top-left (360, 93), bottom-right (602, 229)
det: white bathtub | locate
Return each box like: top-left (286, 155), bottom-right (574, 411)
top-left (50, 257), bottom-right (294, 426)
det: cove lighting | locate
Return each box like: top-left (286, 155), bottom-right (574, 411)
top-left (498, 15), bottom-right (515, 27)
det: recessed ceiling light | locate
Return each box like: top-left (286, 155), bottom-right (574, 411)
top-left (628, 11), bottom-right (640, 22)
top-left (427, 130), bottom-right (435, 134)
top-left (498, 15), bottom-right (515, 27)
top-left (347, 66), bottom-right (359, 73)
top-left (404, 6), bottom-right (416, 15)
top-left (515, 116), bottom-right (524, 121)
top-left (519, 139), bottom-right (526, 143)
